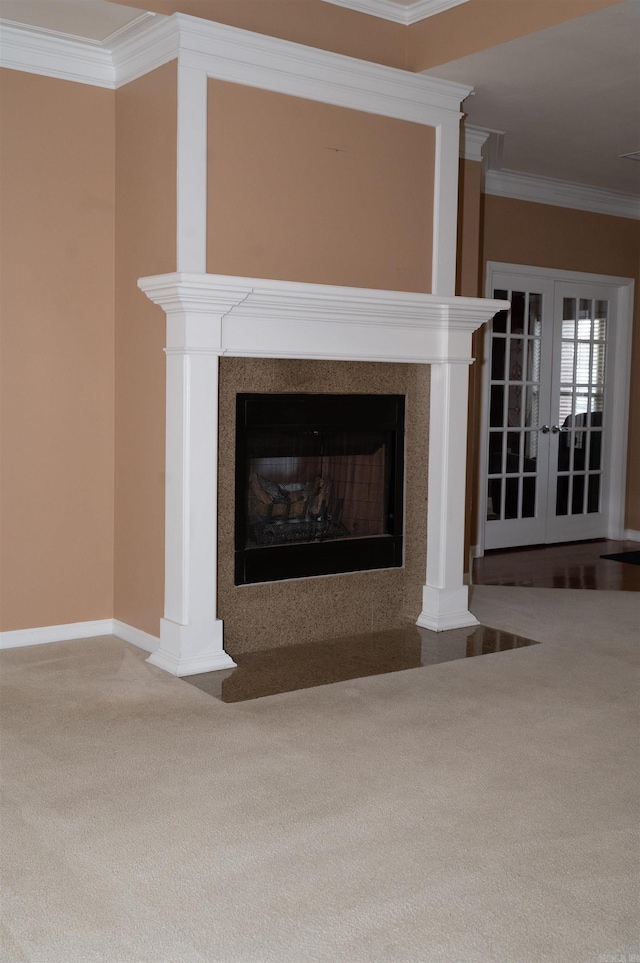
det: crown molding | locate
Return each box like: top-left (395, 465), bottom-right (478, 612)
top-left (460, 125), bottom-right (491, 162)
top-left (321, 0), bottom-right (470, 26)
top-left (102, 11), bottom-right (159, 47)
top-left (0, 15), bottom-right (177, 89)
top-left (0, 13), bottom-right (472, 126)
top-left (484, 169), bottom-right (640, 220)
top-left (0, 10), bottom-right (156, 47)
top-left (0, 20), bottom-right (114, 87)
top-left (111, 14), bottom-right (178, 87)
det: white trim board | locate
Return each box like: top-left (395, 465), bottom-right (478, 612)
top-left (624, 530), bottom-right (640, 542)
top-left (173, 15), bottom-right (469, 122)
top-left (0, 13), bottom-right (471, 124)
top-left (485, 170), bottom-right (640, 221)
top-left (112, 621), bottom-right (161, 655)
top-left (0, 620), bottom-right (159, 653)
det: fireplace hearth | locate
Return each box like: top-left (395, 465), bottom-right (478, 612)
top-left (235, 393), bottom-right (405, 584)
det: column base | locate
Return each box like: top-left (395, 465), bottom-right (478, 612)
top-left (416, 585), bottom-right (479, 632)
top-left (146, 618), bottom-right (237, 677)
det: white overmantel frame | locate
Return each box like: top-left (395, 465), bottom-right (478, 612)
top-left (0, 13), bottom-right (472, 292)
top-left (139, 272), bottom-right (508, 676)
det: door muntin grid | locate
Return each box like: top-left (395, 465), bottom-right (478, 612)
top-left (482, 268), bottom-right (623, 552)
top-left (555, 297), bottom-right (607, 517)
top-left (487, 288), bottom-right (543, 523)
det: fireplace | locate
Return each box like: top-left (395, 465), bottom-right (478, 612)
top-left (235, 393), bottom-right (404, 584)
top-left (137, 272), bottom-right (507, 676)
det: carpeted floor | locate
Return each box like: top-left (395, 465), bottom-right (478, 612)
top-left (1, 586), bottom-right (638, 962)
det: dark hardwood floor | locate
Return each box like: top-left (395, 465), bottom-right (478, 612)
top-left (472, 539), bottom-right (640, 591)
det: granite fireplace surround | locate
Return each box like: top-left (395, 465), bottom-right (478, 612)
top-left (218, 357), bottom-right (427, 653)
top-left (139, 273), bottom-right (507, 677)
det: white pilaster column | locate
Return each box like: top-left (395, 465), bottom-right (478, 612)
top-left (143, 64), bottom-right (234, 675)
top-left (138, 277), bottom-right (252, 676)
top-left (423, 112), bottom-right (487, 629)
top-left (432, 120), bottom-right (462, 297)
top-left (417, 360), bottom-right (479, 631)
top-left (150, 340), bottom-right (236, 676)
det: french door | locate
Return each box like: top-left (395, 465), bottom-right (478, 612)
top-left (480, 264), bottom-right (632, 552)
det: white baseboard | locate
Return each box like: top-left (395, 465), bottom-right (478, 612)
top-left (623, 529), bottom-right (640, 542)
top-left (111, 620), bottom-right (160, 654)
top-left (0, 619), bottom-right (160, 652)
top-left (0, 619), bottom-right (114, 649)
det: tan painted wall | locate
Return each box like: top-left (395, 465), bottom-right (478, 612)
top-left (114, 62), bottom-right (177, 636)
top-left (407, 0), bottom-right (624, 70)
top-left (482, 194), bottom-right (640, 532)
top-left (455, 159), bottom-right (483, 568)
top-left (207, 80), bottom-right (434, 293)
top-left (456, 159), bottom-right (482, 299)
top-left (0, 69), bottom-right (115, 631)
top-left (218, 358), bottom-right (430, 653)
top-left (108, 0), bottom-right (407, 69)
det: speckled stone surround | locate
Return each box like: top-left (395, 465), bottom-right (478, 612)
top-left (217, 358), bottom-right (430, 654)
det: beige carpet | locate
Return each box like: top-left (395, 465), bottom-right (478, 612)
top-left (1, 587), bottom-right (638, 963)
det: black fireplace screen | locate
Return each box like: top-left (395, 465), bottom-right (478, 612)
top-left (235, 394), bottom-right (404, 584)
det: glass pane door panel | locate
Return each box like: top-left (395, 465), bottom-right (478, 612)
top-left (528, 293), bottom-right (542, 336)
top-left (522, 477), bottom-right (536, 518)
top-left (486, 286), bottom-right (544, 526)
top-left (588, 475), bottom-right (601, 513)
top-left (526, 337), bottom-right (541, 381)
top-left (491, 338), bottom-right (506, 380)
top-left (511, 292), bottom-right (525, 333)
top-left (555, 296), bottom-right (608, 522)
top-left (490, 385), bottom-right (505, 427)
top-left (524, 386), bottom-right (540, 429)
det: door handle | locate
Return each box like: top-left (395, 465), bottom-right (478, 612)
top-left (540, 425), bottom-right (550, 433)
top-left (551, 425), bottom-right (568, 434)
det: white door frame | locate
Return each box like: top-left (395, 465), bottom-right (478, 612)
top-left (476, 262), bottom-right (634, 557)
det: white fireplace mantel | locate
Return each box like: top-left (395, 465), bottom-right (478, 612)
top-left (139, 272), bottom-right (508, 676)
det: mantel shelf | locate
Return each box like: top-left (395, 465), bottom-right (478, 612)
top-left (139, 272), bottom-right (509, 365)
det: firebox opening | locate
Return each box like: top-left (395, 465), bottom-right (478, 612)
top-left (235, 394), bottom-right (405, 585)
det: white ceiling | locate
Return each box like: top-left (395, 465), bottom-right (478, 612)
top-left (0, 0), bottom-right (153, 42)
top-left (424, 0), bottom-right (640, 196)
top-left (1, 0), bottom-right (638, 197)
top-left (321, 0), bottom-right (469, 25)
